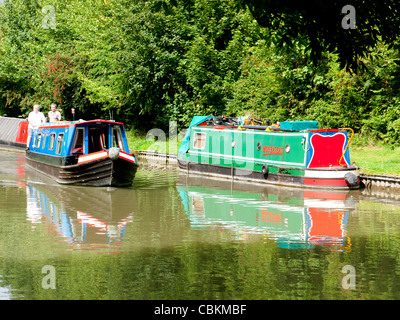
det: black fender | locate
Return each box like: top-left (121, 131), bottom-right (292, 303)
top-left (261, 164), bottom-right (269, 178)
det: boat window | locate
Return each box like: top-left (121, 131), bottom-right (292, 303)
top-left (89, 126), bottom-right (109, 153)
top-left (41, 133), bottom-right (46, 149)
top-left (100, 133), bottom-right (106, 149)
top-left (112, 127), bottom-right (124, 151)
top-left (71, 128), bottom-right (85, 155)
top-left (35, 133), bottom-right (42, 148)
top-left (193, 132), bottom-right (206, 149)
top-left (49, 133), bottom-right (56, 150)
top-left (56, 133), bottom-right (64, 155)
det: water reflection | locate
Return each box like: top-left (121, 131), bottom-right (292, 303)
top-left (178, 175), bottom-right (359, 251)
top-left (24, 163), bottom-right (360, 252)
top-left (25, 182), bottom-right (135, 249)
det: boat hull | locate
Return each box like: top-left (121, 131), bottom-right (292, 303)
top-left (178, 159), bottom-right (360, 190)
top-left (26, 151), bottom-right (138, 187)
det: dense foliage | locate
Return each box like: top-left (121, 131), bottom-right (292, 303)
top-left (232, 0), bottom-right (400, 71)
top-left (0, 0), bottom-right (400, 143)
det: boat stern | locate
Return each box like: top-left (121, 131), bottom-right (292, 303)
top-left (304, 166), bottom-right (360, 189)
top-left (305, 128), bottom-right (360, 189)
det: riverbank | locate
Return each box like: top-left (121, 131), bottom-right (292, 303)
top-left (351, 145), bottom-right (400, 176)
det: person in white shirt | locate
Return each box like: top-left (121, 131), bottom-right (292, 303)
top-left (26, 104), bottom-right (46, 150)
top-left (48, 103), bottom-right (62, 122)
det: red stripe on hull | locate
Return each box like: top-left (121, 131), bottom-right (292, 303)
top-left (78, 151), bottom-right (109, 164)
top-left (304, 178), bottom-right (351, 187)
top-left (119, 151), bottom-right (136, 163)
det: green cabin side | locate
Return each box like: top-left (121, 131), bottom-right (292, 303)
top-left (179, 126), bottom-right (310, 176)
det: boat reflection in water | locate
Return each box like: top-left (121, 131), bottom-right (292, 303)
top-left (25, 181), bottom-right (136, 250)
top-left (178, 175), bottom-right (359, 251)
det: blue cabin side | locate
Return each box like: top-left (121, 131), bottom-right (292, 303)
top-left (30, 124), bottom-right (74, 157)
top-left (29, 121), bottom-right (130, 159)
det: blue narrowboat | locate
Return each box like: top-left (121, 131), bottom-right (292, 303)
top-left (25, 119), bottom-right (139, 187)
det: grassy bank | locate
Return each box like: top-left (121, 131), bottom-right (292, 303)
top-left (126, 129), bottom-right (183, 155)
top-left (351, 145), bottom-right (400, 176)
top-left (127, 130), bottom-right (400, 176)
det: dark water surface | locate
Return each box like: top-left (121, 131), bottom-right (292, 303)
top-left (1, 150), bottom-right (400, 299)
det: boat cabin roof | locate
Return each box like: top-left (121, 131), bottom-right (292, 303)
top-left (38, 119), bottom-right (124, 129)
top-left (193, 117), bottom-right (325, 132)
top-left (29, 119), bottom-right (129, 158)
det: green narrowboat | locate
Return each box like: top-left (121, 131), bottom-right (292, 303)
top-left (177, 116), bottom-right (360, 190)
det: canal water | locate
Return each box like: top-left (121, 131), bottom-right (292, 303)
top-left (1, 150), bottom-right (400, 300)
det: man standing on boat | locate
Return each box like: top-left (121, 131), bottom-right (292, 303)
top-left (26, 104), bottom-right (46, 151)
top-left (48, 103), bottom-right (62, 122)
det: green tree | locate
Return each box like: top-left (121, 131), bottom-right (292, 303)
top-left (170, 0), bottom-right (400, 71)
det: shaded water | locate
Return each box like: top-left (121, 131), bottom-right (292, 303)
top-left (1, 150), bottom-right (400, 299)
